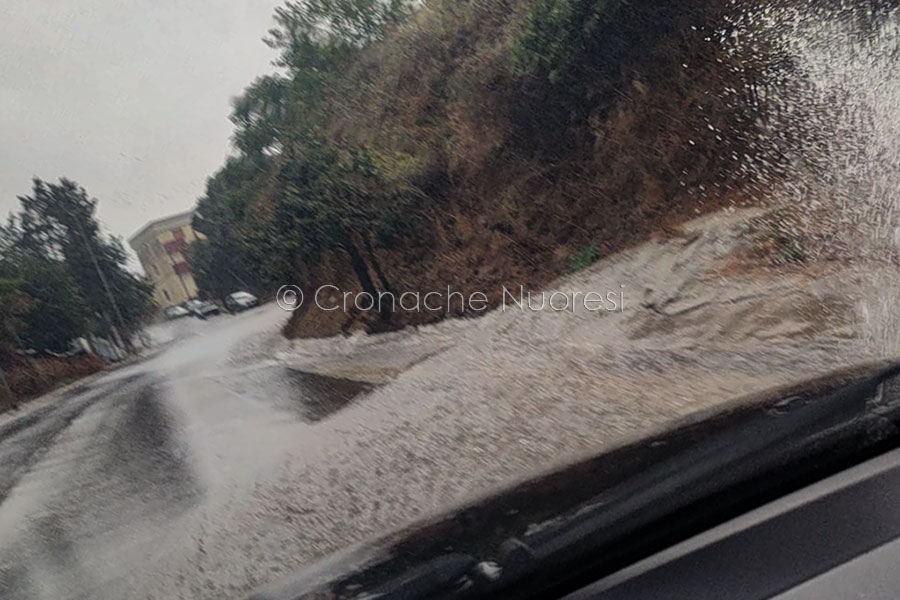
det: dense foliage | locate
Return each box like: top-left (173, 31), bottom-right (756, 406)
top-left (190, 0), bottom-right (418, 315)
top-left (0, 178), bottom-right (154, 360)
top-left (191, 0), bottom-right (772, 336)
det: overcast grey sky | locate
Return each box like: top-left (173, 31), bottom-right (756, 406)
top-left (0, 0), bottom-right (281, 264)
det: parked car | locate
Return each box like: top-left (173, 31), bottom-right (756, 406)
top-left (163, 305), bottom-right (190, 320)
top-left (224, 291), bottom-right (259, 313)
top-left (185, 299), bottom-right (221, 319)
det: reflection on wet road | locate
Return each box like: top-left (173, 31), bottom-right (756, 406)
top-left (275, 371), bottom-right (373, 423)
top-left (0, 305), bottom-right (366, 600)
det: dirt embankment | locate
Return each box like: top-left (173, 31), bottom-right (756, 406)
top-left (283, 0), bottom-right (777, 338)
top-left (0, 354), bottom-right (104, 412)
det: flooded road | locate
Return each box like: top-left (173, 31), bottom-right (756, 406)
top-left (0, 211), bottom-right (897, 600)
top-left (1, 212), bottom-right (899, 600)
top-left (0, 2), bottom-right (898, 599)
top-left (0, 304), bottom-right (373, 599)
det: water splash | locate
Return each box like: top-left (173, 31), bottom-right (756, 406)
top-left (726, 1), bottom-right (900, 355)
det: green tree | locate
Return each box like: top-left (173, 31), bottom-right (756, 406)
top-left (270, 140), bottom-right (421, 312)
top-left (191, 0), bottom-right (418, 317)
top-left (230, 75), bottom-right (291, 158)
top-left (267, 0), bottom-right (413, 71)
top-left (16, 178), bottom-right (153, 340)
top-left (0, 221), bottom-right (91, 354)
top-left (0, 277), bottom-right (28, 360)
top-left (190, 156), bottom-right (270, 297)
top-left (7, 257), bottom-right (90, 352)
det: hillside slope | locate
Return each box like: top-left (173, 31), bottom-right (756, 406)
top-left (190, 0), bottom-right (787, 338)
top-left (284, 0), bottom-right (770, 336)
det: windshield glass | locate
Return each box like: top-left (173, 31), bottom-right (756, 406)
top-left (1, 1), bottom-right (898, 599)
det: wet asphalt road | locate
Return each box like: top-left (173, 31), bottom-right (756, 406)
top-left (0, 304), bottom-right (366, 600)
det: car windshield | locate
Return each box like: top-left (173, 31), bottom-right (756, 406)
top-left (1, 1), bottom-right (899, 599)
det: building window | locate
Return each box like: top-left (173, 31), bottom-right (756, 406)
top-left (163, 238), bottom-right (187, 254)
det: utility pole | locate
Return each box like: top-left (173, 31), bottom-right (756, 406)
top-left (66, 206), bottom-right (134, 354)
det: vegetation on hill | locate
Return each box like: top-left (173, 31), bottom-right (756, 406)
top-left (190, 0), bottom-right (779, 337)
top-left (0, 179), bottom-right (153, 407)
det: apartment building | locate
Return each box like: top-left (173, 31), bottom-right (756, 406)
top-left (128, 210), bottom-right (204, 307)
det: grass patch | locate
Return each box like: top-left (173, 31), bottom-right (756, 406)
top-left (569, 244), bottom-right (600, 272)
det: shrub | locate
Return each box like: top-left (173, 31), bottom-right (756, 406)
top-left (509, 0), bottom-right (630, 79)
top-left (569, 244), bottom-right (600, 272)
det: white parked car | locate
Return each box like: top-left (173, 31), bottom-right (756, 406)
top-left (224, 291), bottom-right (259, 313)
top-left (184, 298), bottom-right (221, 319)
top-left (163, 305), bottom-right (190, 320)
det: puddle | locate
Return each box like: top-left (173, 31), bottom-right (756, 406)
top-left (284, 369), bottom-right (376, 423)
